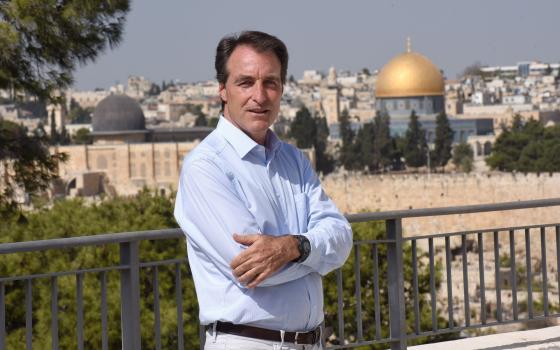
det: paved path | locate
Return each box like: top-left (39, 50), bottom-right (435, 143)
top-left (408, 326), bottom-right (560, 350)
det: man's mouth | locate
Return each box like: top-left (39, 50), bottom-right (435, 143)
top-left (247, 109), bottom-right (269, 115)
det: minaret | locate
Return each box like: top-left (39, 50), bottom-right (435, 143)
top-left (406, 36), bottom-right (412, 53)
top-left (46, 90), bottom-right (67, 134)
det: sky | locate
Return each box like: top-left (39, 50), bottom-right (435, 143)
top-left (74, 0), bottom-right (560, 90)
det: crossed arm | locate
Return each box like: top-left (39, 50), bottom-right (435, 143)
top-left (174, 157), bottom-right (352, 288)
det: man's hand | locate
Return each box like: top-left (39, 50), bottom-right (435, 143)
top-left (230, 233), bottom-right (300, 288)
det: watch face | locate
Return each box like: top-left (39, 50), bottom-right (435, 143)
top-left (303, 239), bottom-right (311, 252)
top-left (298, 235), bottom-right (311, 262)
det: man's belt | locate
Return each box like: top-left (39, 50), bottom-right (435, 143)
top-left (210, 321), bottom-right (321, 345)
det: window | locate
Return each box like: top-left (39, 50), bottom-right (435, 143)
top-left (96, 155), bottom-right (108, 170)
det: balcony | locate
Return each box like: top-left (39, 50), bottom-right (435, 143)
top-left (1, 198), bottom-right (559, 349)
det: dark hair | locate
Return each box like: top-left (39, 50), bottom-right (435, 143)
top-left (215, 30), bottom-right (289, 86)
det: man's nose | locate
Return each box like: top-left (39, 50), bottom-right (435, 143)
top-left (251, 82), bottom-right (267, 104)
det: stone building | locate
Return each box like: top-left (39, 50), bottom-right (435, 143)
top-left (375, 39), bottom-right (493, 142)
top-left (375, 39), bottom-right (445, 118)
top-left (53, 94), bottom-right (211, 197)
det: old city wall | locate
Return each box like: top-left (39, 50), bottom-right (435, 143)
top-left (322, 172), bottom-right (560, 238)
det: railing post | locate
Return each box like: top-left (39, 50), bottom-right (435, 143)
top-left (386, 218), bottom-right (407, 350)
top-left (120, 241), bottom-right (141, 350)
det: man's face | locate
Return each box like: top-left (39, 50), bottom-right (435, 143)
top-left (219, 45), bottom-right (283, 145)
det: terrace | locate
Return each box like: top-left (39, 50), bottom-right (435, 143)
top-left (1, 198), bottom-right (559, 349)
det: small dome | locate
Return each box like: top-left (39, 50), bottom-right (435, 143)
top-left (375, 51), bottom-right (444, 98)
top-left (92, 94), bottom-right (145, 132)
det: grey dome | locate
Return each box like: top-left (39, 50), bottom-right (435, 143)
top-left (92, 94), bottom-right (145, 132)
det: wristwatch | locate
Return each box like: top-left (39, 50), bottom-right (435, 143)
top-left (293, 235), bottom-right (311, 263)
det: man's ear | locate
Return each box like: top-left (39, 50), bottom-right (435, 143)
top-left (219, 83), bottom-right (227, 103)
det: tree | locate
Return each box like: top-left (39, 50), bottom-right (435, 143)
top-left (372, 110), bottom-right (393, 172)
top-left (452, 142), bottom-right (474, 173)
top-left (339, 108), bottom-right (359, 170)
top-left (148, 83), bottom-right (161, 96)
top-left (314, 115), bottom-right (335, 175)
top-left (289, 106), bottom-right (316, 149)
top-left (487, 116), bottom-right (560, 172)
top-left (208, 117), bottom-right (219, 128)
top-left (0, 0), bottom-right (130, 102)
top-left (0, 191), bottom-right (199, 349)
top-left (403, 111), bottom-right (427, 168)
top-left (0, 0), bottom-right (130, 209)
top-left (67, 99), bottom-right (93, 124)
top-left (0, 120), bottom-right (67, 213)
top-left (358, 122), bottom-right (374, 171)
top-left (432, 112), bottom-right (454, 170)
top-left (460, 61), bottom-right (484, 78)
top-left (72, 128), bottom-right (93, 145)
top-left (194, 114), bottom-right (208, 127)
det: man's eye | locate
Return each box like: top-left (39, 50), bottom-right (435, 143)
top-left (265, 80), bottom-right (279, 88)
top-left (239, 81), bottom-right (253, 87)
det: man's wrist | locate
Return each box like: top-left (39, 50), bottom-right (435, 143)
top-left (291, 235), bottom-right (311, 263)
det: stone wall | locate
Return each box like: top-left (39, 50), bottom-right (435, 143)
top-left (322, 172), bottom-right (560, 237)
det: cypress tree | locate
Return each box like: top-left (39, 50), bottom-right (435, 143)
top-left (289, 106), bottom-right (316, 149)
top-left (373, 111), bottom-right (393, 172)
top-left (339, 109), bottom-right (356, 170)
top-left (403, 110), bottom-right (428, 168)
top-left (314, 116), bottom-right (335, 175)
top-left (432, 111), bottom-right (454, 170)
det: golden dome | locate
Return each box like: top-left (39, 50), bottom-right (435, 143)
top-left (375, 50), bottom-right (444, 98)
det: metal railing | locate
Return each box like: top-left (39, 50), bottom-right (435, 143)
top-left (0, 198), bottom-right (559, 349)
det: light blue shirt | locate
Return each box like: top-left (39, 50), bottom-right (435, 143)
top-left (174, 116), bottom-right (352, 332)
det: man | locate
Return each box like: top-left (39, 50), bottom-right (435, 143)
top-left (174, 31), bottom-right (352, 350)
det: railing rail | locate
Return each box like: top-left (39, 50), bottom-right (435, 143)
top-left (1, 198), bottom-right (560, 349)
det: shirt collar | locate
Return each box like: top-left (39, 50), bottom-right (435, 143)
top-left (216, 115), bottom-right (282, 160)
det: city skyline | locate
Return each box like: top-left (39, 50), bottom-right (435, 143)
top-left (74, 0), bottom-right (560, 90)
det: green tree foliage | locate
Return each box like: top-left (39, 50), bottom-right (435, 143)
top-left (185, 104), bottom-right (208, 126)
top-left (357, 122), bottom-right (374, 170)
top-left (0, 0), bottom-right (130, 101)
top-left (452, 142), bottom-right (474, 173)
top-left (339, 109), bottom-right (362, 170)
top-left (432, 112), bottom-right (454, 169)
top-left (0, 119), bottom-right (67, 214)
top-left (194, 114), bottom-right (208, 127)
top-left (289, 107), bottom-right (334, 174)
top-left (0, 191), bottom-right (466, 348)
top-left (314, 115), bottom-right (335, 175)
top-left (148, 83), bottom-right (161, 96)
top-left (208, 117), bottom-right (219, 128)
top-left (323, 220), bottom-right (458, 347)
top-left (486, 116), bottom-right (560, 172)
top-left (403, 111), bottom-right (428, 168)
top-left (67, 99), bottom-right (93, 124)
top-left (72, 128), bottom-right (93, 145)
top-left (0, 191), bottom-right (199, 349)
top-left (289, 106), bottom-right (316, 149)
top-left (372, 111), bottom-right (393, 171)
